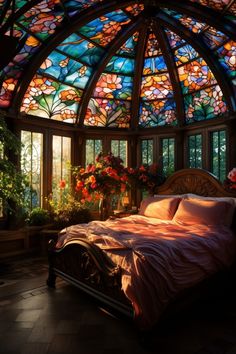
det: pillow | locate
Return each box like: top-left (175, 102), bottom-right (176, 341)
top-left (173, 197), bottom-right (232, 226)
top-left (184, 193), bottom-right (236, 227)
top-left (139, 196), bottom-right (181, 220)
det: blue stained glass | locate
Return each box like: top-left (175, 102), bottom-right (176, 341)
top-left (165, 29), bottom-right (186, 49)
top-left (93, 74), bottom-right (133, 100)
top-left (143, 57), bottom-right (167, 74)
top-left (174, 44), bottom-right (199, 65)
top-left (78, 10), bottom-right (130, 44)
top-left (58, 33), bottom-right (104, 66)
top-left (202, 27), bottom-right (228, 49)
top-left (38, 51), bottom-right (93, 89)
top-left (117, 33), bottom-right (139, 57)
top-left (106, 56), bottom-right (134, 75)
top-left (63, 0), bottom-right (102, 17)
top-left (139, 99), bottom-right (176, 127)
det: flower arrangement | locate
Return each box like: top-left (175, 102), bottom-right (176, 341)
top-left (224, 168), bottom-right (236, 190)
top-left (127, 163), bottom-right (165, 194)
top-left (73, 152), bottom-right (130, 203)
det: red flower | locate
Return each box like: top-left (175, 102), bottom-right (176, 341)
top-left (228, 168), bottom-right (236, 183)
top-left (59, 180), bottom-right (66, 189)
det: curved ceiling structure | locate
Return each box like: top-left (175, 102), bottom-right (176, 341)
top-left (0, 0), bottom-right (235, 130)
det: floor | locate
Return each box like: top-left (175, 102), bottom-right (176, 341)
top-left (1, 255), bottom-right (236, 354)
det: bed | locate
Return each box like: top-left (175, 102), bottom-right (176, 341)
top-left (47, 168), bottom-right (236, 330)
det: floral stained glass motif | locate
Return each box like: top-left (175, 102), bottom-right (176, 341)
top-left (163, 9), bottom-right (206, 34)
top-left (58, 34), bottom-right (105, 66)
top-left (174, 44), bottom-right (198, 66)
top-left (38, 51), bottom-right (92, 89)
top-left (0, 78), bottom-right (18, 108)
top-left (84, 98), bottom-right (131, 128)
top-left (216, 41), bottom-right (236, 79)
top-left (20, 75), bottom-right (83, 122)
top-left (78, 10), bottom-right (131, 47)
top-left (184, 85), bottom-right (227, 123)
top-left (17, 0), bottom-right (64, 40)
top-left (145, 32), bottom-right (162, 57)
top-left (141, 73), bottom-right (173, 99)
top-left (105, 56), bottom-right (135, 75)
top-left (139, 99), bottom-right (176, 127)
top-left (178, 59), bottom-right (217, 94)
top-left (117, 32), bottom-right (139, 57)
top-left (93, 73), bottom-right (133, 100)
top-left (201, 27), bottom-right (228, 49)
top-left (188, 0), bottom-right (231, 12)
top-left (125, 4), bottom-right (144, 16)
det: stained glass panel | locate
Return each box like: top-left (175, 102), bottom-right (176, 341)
top-left (145, 32), bottom-right (162, 57)
top-left (0, 78), bottom-right (18, 108)
top-left (163, 9), bottom-right (206, 33)
top-left (216, 41), bottom-right (236, 79)
top-left (39, 51), bottom-right (92, 89)
top-left (93, 73), bottom-right (132, 100)
top-left (201, 27), bottom-right (228, 49)
top-left (143, 56), bottom-right (167, 74)
top-left (105, 56), bottom-right (134, 75)
top-left (139, 99), bottom-right (176, 127)
top-left (117, 32), bottom-right (139, 57)
top-left (165, 29), bottom-right (186, 49)
top-left (85, 98), bottom-right (131, 128)
top-left (188, 134), bottom-right (202, 168)
top-left (63, 0), bottom-right (103, 17)
top-left (58, 34), bottom-right (105, 66)
top-left (184, 85), bottom-right (227, 123)
top-left (125, 4), bottom-right (144, 16)
top-left (174, 44), bottom-right (198, 66)
top-left (189, 0), bottom-right (231, 12)
top-left (141, 73), bottom-right (173, 99)
top-left (178, 59), bottom-right (217, 94)
top-left (78, 10), bottom-right (131, 47)
top-left (21, 75), bottom-right (82, 122)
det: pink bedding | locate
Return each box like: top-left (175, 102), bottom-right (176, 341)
top-left (56, 215), bottom-right (236, 329)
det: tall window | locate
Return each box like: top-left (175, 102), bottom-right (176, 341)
top-left (141, 139), bottom-right (153, 165)
top-left (85, 139), bottom-right (102, 165)
top-left (211, 130), bottom-right (226, 181)
top-left (52, 136), bottom-right (71, 201)
top-left (188, 134), bottom-right (202, 168)
top-left (21, 131), bottom-right (43, 209)
top-left (161, 138), bottom-right (175, 175)
top-left (111, 140), bottom-right (128, 166)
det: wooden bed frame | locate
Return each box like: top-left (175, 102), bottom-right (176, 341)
top-left (47, 168), bottom-right (236, 322)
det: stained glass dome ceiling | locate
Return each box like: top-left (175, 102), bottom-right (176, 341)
top-left (0, 0), bottom-right (235, 129)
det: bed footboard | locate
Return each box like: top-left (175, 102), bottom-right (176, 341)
top-left (47, 238), bottom-right (133, 318)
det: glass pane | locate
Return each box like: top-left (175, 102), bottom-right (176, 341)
top-left (52, 136), bottom-right (71, 203)
top-left (21, 130), bottom-right (43, 209)
top-left (141, 140), bottom-right (153, 165)
top-left (188, 134), bottom-right (202, 168)
top-left (111, 140), bottom-right (128, 166)
top-left (162, 138), bottom-right (175, 175)
top-left (85, 139), bottom-right (102, 165)
top-left (211, 130), bottom-right (226, 181)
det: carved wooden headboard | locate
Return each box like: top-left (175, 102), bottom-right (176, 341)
top-left (156, 168), bottom-right (236, 198)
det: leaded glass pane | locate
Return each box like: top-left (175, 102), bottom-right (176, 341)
top-left (216, 41), bottom-right (236, 80)
top-left (201, 27), bottom-right (228, 49)
top-left (211, 130), bottom-right (226, 181)
top-left (188, 134), bottom-right (202, 168)
top-left (85, 139), bottom-right (102, 164)
top-left (106, 56), bottom-right (135, 75)
top-left (21, 130), bottom-right (43, 209)
top-left (141, 73), bottom-right (173, 99)
top-left (143, 57), bottom-right (167, 74)
top-left (141, 139), bottom-right (153, 165)
top-left (52, 135), bottom-right (71, 203)
top-left (93, 74), bottom-right (132, 100)
top-left (111, 140), bottom-right (128, 166)
top-left (117, 32), bottom-right (139, 57)
top-left (139, 99), bottom-right (176, 127)
top-left (174, 45), bottom-right (198, 66)
top-left (165, 29), bottom-right (186, 49)
top-left (162, 138), bottom-right (175, 175)
top-left (63, 0), bottom-right (103, 17)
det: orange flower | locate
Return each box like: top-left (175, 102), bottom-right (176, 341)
top-left (59, 179), bottom-right (66, 189)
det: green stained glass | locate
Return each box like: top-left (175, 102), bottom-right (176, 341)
top-left (105, 56), bottom-right (134, 75)
top-left (20, 75), bottom-right (82, 122)
top-left (141, 73), bottom-right (173, 99)
top-left (93, 73), bottom-right (132, 100)
top-left (78, 10), bottom-right (131, 47)
top-left (174, 44), bottom-right (198, 66)
top-left (178, 58), bottom-right (216, 94)
top-left (202, 27), bottom-right (228, 49)
top-left (165, 29), bottom-right (186, 49)
top-left (143, 57), bottom-right (167, 74)
top-left (139, 99), bottom-right (176, 127)
top-left (216, 41), bottom-right (236, 79)
top-left (85, 98), bottom-right (131, 128)
top-left (184, 85), bottom-right (227, 123)
top-left (58, 34), bottom-right (105, 66)
top-left (39, 51), bottom-right (92, 89)
top-left (117, 32), bottom-right (139, 57)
